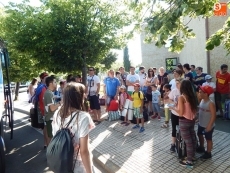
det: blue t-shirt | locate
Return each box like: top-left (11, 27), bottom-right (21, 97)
top-left (152, 90), bottom-right (161, 103)
top-left (104, 77), bottom-right (120, 97)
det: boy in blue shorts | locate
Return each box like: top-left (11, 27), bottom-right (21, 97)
top-left (197, 85), bottom-right (216, 159)
top-left (131, 83), bottom-right (145, 133)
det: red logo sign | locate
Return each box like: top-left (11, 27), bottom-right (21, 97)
top-left (214, 2), bottom-right (227, 16)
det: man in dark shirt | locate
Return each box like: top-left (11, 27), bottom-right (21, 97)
top-left (194, 67), bottom-right (207, 90)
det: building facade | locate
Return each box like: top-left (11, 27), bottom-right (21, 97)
top-left (141, 1), bottom-right (230, 78)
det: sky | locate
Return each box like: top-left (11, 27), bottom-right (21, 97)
top-left (1, 0), bottom-right (143, 65)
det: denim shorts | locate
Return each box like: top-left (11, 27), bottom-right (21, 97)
top-left (152, 103), bottom-right (160, 113)
top-left (197, 125), bottom-right (214, 140)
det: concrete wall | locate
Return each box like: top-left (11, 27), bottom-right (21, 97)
top-left (140, 32), bottom-right (178, 70)
top-left (208, 0), bottom-right (230, 79)
top-left (179, 17), bottom-right (207, 72)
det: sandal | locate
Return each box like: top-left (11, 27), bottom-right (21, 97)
top-left (125, 122), bottom-right (130, 126)
top-left (161, 124), bottom-right (169, 128)
top-left (121, 122), bottom-right (127, 125)
top-left (94, 121), bottom-right (101, 125)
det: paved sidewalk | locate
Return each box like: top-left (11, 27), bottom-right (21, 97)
top-left (14, 99), bottom-right (230, 173)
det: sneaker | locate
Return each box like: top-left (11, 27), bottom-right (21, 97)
top-left (157, 116), bottom-right (161, 120)
top-left (139, 127), bottom-right (145, 133)
top-left (151, 115), bottom-right (157, 119)
top-left (179, 160), bottom-right (193, 168)
top-left (132, 124), bottom-right (140, 129)
top-left (161, 123), bottom-right (168, 128)
top-left (181, 157), bottom-right (197, 163)
top-left (196, 146), bottom-right (205, 153)
top-left (170, 144), bottom-right (176, 153)
top-left (200, 151), bottom-right (212, 159)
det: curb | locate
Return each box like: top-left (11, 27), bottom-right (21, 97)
top-left (14, 107), bottom-right (127, 173)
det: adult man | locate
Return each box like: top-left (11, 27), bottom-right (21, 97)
top-left (37, 72), bottom-right (49, 149)
top-left (216, 64), bottom-right (230, 118)
top-left (191, 65), bottom-right (197, 78)
top-left (119, 66), bottom-right (129, 87)
top-left (138, 66), bottom-right (147, 94)
top-left (104, 69), bottom-right (120, 110)
top-left (43, 76), bottom-right (60, 145)
top-left (126, 66), bottom-right (140, 95)
top-left (194, 67), bottom-right (207, 90)
top-left (86, 67), bottom-right (101, 124)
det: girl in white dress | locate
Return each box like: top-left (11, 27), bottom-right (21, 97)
top-left (52, 82), bottom-right (95, 173)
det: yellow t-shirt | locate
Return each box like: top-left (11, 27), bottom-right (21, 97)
top-left (131, 91), bottom-right (144, 108)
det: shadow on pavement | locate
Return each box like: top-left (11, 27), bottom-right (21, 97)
top-left (4, 117), bottom-right (52, 173)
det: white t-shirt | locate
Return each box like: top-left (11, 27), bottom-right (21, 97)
top-left (126, 74), bottom-right (140, 92)
top-left (202, 82), bottom-right (216, 98)
top-left (87, 75), bottom-right (100, 96)
top-left (138, 73), bottom-right (147, 87)
top-left (169, 79), bottom-right (176, 90)
top-left (52, 110), bottom-right (95, 173)
top-left (168, 88), bottom-right (180, 116)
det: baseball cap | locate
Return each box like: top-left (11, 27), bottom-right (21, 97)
top-left (39, 72), bottom-right (48, 79)
top-left (205, 75), bottom-right (212, 80)
top-left (199, 85), bottom-right (214, 95)
top-left (120, 85), bottom-right (126, 89)
top-left (133, 83), bottom-right (140, 87)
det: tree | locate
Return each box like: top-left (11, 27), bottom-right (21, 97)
top-left (123, 46), bottom-right (131, 71)
top-left (131, 0), bottom-right (229, 53)
top-left (1, 0), bottom-right (139, 76)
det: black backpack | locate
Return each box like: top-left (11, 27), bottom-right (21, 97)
top-left (46, 112), bottom-right (79, 173)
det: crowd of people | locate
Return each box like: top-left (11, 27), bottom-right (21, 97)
top-left (27, 62), bottom-right (230, 171)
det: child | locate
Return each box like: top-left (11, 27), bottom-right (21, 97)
top-left (151, 84), bottom-right (161, 120)
top-left (119, 85), bottom-right (132, 126)
top-left (202, 75), bottom-right (216, 103)
top-left (196, 85), bottom-right (216, 159)
top-left (131, 83), bottom-right (145, 133)
top-left (161, 84), bottom-right (171, 128)
top-left (169, 80), bottom-right (197, 168)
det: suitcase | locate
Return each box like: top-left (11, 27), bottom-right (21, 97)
top-left (175, 125), bottom-right (187, 158)
top-left (224, 100), bottom-right (230, 119)
top-left (30, 108), bottom-right (39, 128)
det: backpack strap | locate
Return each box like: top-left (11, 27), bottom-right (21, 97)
top-left (65, 111), bottom-right (79, 128)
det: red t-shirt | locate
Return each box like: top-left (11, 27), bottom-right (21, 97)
top-left (216, 71), bottom-right (230, 94)
top-left (38, 87), bottom-right (47, 116)
top-left (108, 100), bottom-right (119, 111)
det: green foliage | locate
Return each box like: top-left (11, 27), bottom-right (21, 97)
top-left (123, 46), bottom-right (131, 71)
top-left (132, 0), bottom-right (230, 53)
top-left (1, 0), bottom-right (138, 74)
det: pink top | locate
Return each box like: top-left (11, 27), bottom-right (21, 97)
top-left (182, 95), bottom-right (196, 120)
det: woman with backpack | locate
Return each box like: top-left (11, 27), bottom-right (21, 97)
top-left (51, 82), bottom-right (95, 173)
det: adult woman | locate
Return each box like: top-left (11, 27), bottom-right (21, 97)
top-left (168, 78), bottom-right (182, 152)
top-left (157, 67), bottom-right (169, 98)
top-left (28, 78), bottom-right (37, 100)
top-left (169, 80), bottom-right (197, 168)
top-left (52, 82), bottom-right (95, 173)
top-left (177, 64), bottom-right (185, 78)
top-left (145, 68), bottom-right (158, 115)
top-left (183, 63), bottom-right (194, 82)
top-left (169, 69), bottom-right (183, 90)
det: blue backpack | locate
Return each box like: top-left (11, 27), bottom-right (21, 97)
top-left (46, 112), bottom-right (79, 173)
top-left (29, 84), bottom-right (47, 104)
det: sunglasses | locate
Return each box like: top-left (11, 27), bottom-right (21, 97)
top-left (88, 69), bottom-right (94, 71)
top-left (148, 71), bottom-right (153, 72)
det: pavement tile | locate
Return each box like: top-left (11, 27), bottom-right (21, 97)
top-left (89, 118), bottom-right (230, 173)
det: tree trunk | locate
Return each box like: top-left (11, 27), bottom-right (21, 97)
top-left (14, 82), bottom-right (20, 101)
top-left (82, 55), bottom-right (87, 86)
